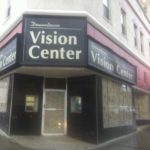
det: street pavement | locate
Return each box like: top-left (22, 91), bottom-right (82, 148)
top-left (92, 127), bottom-right (150, 150)
top-left (0, 136), bottom-right (32, 150)
top-left (0, 126), bottom-right (150, 150)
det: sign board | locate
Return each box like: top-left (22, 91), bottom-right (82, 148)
top-left (23, 15), bottom-right (87, 67)
top-left (88, 39), bottom-right (136, 83)
top-left (0, 38), bottom-right (17, 72)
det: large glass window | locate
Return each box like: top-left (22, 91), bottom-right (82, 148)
top-left (135, 93), bottom-right (150, 120)
top-left (0, 77), bottom-right (10, 112)
top-left (102, 78), bottom-right (133, 128)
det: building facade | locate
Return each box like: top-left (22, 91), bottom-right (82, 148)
top-left (138, 0), bottom-right (150, 20)
top-left (0, 0), bottom-right (150, 144)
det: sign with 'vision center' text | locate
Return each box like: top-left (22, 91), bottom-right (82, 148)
top-left (23, 15), bottom-right (87, 67)
top-left (0, 38), bottom-right (17, 72)
top-left (88, 39), bottom-right (136, 83)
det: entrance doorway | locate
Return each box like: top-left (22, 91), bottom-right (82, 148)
top-left (42, 90), bottom-right (66, 135)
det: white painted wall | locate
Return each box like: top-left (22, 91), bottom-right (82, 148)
top-left (0, 0), bottom-right (27, 40)
top-left (0, 0), bottom-right (150, 66)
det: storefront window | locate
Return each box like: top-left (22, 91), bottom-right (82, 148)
top-left (0, 77), bottom-right (10, 112)
top-left (102, 78), bottom-right (133, 128)
top-left (135, 93), bottom-right (150, 120)
top-left (25, 95), bottom-right (38, 112)
top-left (71, 96), bottom-right (82, 113)
top-left (121, 84), bottom-right (127, 92)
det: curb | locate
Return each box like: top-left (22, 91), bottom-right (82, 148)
top-left (0, 125), bottom-right (150, 150)
top-left (88, 125), bottom-right (150, 150)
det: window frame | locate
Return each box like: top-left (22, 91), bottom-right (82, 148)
top-left (133, 24), bottom-right (138, 48)
top-left (103, 0), bottom-right (110, 20)
top-left (144, 72), bottom-right (147, 83)
top-left (140, 31), bottom-right (144, 55)
top-left (121, 8), bottom-right (127, 36)
top-left (149, 42), bottom-right (150, 59)
top-left (5, 0), bottom-right (11, 22)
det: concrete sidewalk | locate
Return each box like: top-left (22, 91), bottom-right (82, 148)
top-left (93, 125), bottom-right (150, 150)
top-left (2, 125), bottom-right (150, 150)
top-left (11, 135), bottom-right (94, 150)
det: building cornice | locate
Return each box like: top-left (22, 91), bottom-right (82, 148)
top-left (0, 10), bottom-right (150, 69)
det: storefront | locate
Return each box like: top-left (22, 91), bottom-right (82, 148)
top-left (134, 87), bottom-right (150, 125)
top-left (87, 39), bottom-right (136, 142)
top-left (0, 14), bottom-right (136, 144)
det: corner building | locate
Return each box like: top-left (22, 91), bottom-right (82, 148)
top-left (0, 0), bottom-right (149, 144)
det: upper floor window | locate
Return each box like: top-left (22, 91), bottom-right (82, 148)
top-left (140, 32), bottom-right (144, 55)
top-left (103, 0), bottom-right (110, 20)
top-left (144, 72), bottom-right (147, 83)
top-left (149, 42), bottom-right (150, 58)
top-left (133, 24), bottom-right (138, 47)
top-left (121, 9), bottom-right (126, 36)
top-left (6, 0), bottom-right (11, 18)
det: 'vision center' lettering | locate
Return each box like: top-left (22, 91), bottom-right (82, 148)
top-left (89, 40), bottom-right (134, 81)
top-left (28, 30), bottom-right (82, 60)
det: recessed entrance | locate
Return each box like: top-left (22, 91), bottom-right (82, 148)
top-left (42, 90), bottom-right (66, 135)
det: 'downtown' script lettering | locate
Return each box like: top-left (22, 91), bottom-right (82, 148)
top-left (28, 30), bottom-right (82, 60)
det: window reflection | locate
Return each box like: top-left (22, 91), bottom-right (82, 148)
top-left (102, 78), bottom-right (133, 128)
top-left (71, 96), bottom-right (82, 113)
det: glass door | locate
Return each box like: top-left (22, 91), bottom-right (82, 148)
top-left (42, 90), bottom-right (66, 135)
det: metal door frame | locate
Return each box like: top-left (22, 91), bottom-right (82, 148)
top-left (42, 89), bottom-right (67, 136)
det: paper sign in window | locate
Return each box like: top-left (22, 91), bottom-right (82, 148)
top-left (25, 95), bottom-right (38, 112)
